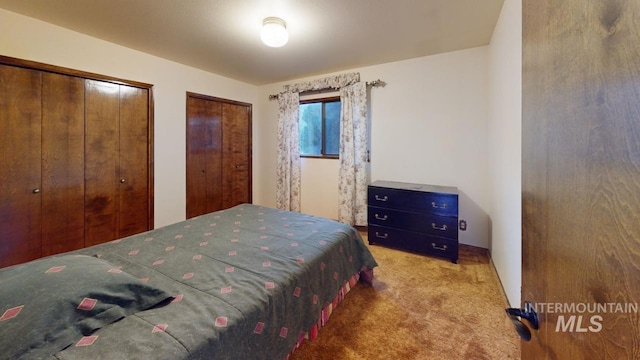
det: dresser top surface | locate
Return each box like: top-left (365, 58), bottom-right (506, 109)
top-left (369, 180), bottom-right (458, 195)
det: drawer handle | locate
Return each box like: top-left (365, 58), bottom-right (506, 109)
top-left (431, 201), bottom-right (448, 209)
top-left (374, 214), bottom-right (388, 221)
top-left (432, 243), bottom-right (448, 251)
top-left (375, 232), bottom-right (388, 239)
top-left (375, 195), bottom-right (388, 202)
top-left (431, 223), bottom-right (448, 231)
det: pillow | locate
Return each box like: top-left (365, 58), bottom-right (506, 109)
top-left (0, 255), bottom-right (173, 360)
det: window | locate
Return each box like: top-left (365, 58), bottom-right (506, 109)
top-left (299, 97), bottom-right (341, 158)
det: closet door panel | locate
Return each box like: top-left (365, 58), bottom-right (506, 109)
top-left (186, 94), bottom-right (251, 218)
top-left (41, 72), bottom-right (85, 256)
top-left (0, 65), bottom-right (42, 267)
top-left (85, 80), bottom-right (120, 246)
top-left (119, 85), bottom-right (150, 237)
top-left (186, 96), bottom-right (208, 219)
top-left (186, 95), bottom-right (223, 218)
top-left (222, 103), bottom-right (251, 208)
top-left (204, 102), bottom-right (223, 213)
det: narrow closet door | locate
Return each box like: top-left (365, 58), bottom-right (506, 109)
top-left (222, 102), bottom-right (252, 208)
top-left (119, 85), bottom-right (150, 237)
top-left (85, 80), bottom-right (120, 246)
top-left (41, 72), bottom-right (85, 256)
top-left (186, 94), bottom-right (223, 218)
top-left (0, 65), bottom-right (42, 267)
top-left (186, 95), bottom-right (209, 219)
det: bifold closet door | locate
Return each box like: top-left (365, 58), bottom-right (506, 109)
top-left (85, 80), bottom-right (119, 246)
top-left (221, 103), bottom-right (251, 208)
top-left (186, 95), bottom-right (223, 218)
top-left (0, 56), bottom-right (153, 268)
top-left (41, 72), bottom-right (85, 256)
top-left (186, 93), bottom-right (252, 219)
top-left (85, 80), bottom-right (150, 246)
top-left (1, 68), bottom-right (85, 266)
top-left (0, 65), bottom-right (42, 267)
top-left (118, 85), bottom-right (150, 238)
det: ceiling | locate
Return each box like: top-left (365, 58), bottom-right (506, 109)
top-left (0, 0), bottom-right (505, 85)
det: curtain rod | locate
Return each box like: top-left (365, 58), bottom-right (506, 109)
top-left (268, 79), bottom-right (385, 101)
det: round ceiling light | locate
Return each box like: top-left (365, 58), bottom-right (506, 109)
top-left (260, 17), bottom-right (288, 48)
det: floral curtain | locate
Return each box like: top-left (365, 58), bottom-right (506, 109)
top-left (338, 82), bottom-right (368, 226)
top-left (282, 72), bottom-right (360, 93)
top-left (276, 91), bottom-right (301, 212)
top-left (275, 72), bottom-right (368, 222)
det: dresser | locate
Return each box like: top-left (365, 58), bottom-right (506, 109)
top-left (367, 181), bottom-right (459, 263)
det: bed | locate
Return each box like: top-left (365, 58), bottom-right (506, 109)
top-left (0, 204), bottom-right (378, 360)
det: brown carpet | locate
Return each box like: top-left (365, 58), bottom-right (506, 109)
top-left (290, 234), bottom-right (521, 360)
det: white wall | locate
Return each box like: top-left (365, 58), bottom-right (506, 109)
top-left (257, 47), bottom-right (491, 249)
top-left (0, 9), bottom-right (259, 229)
top-left (487, 0), bottom-right (522, 307)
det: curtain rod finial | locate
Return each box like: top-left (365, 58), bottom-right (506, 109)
top-left (366, 79), bottom-right (386, 87)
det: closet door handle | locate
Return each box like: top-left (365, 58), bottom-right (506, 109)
top-left (120, 178), bottom-right (126, 183)
top-left (32, 188), bottom-right (40, 194)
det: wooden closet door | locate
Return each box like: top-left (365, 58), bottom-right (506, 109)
top-left (85, 81), bottom-right (151, 245)
top-left (41, 72), bottom-right (85, 256)
top-left (119, 85), bottom-right (150, 237)
top-left (85, 80), bottom-right (120, 246)
top-left (186, 93), bottom-right (252, 218)
top-left (0, 65), bottom-right (42, 267)
top-left (186, 95), bottom-right (223, 218)
top-left (222, 102), bottom-right (252, 208)
top-left (186, 95), bottom-right (208, 219)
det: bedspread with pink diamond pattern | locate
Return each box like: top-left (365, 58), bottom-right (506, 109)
top-left (43, 204), bottom-right (378, 359)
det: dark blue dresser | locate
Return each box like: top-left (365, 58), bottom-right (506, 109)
top-left (367, 180), bottom-right (459, 263)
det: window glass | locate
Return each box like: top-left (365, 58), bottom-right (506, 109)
top-left (324, 101), bottom-right (341, 155)
top-left (299, 103), bottom-right (322, 156)
top-left (299, 98), bottom-right (341, 158)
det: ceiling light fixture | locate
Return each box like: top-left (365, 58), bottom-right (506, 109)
top-left (261, 17), bottom-right (288, 48)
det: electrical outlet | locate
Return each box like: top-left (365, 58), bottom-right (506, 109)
top-left (459, 219), bottom-right (467, 231)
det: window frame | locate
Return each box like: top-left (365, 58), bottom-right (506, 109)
top-left (299, 96), bottom-right (341, 159)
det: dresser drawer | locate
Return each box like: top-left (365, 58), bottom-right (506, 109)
top-left (368, 186), bottom-right (458, 216)
top-left (368, 225), bottom-right (458, 262)
top-left (368, 206), bottom-right (458, 240)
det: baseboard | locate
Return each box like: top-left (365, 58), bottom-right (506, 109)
top-left (488, 254), bottom-right (514, 308)
top-left (458, 243), bottom-right (489, 255)
top-left (354, 225), bottom-right (368, 233)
